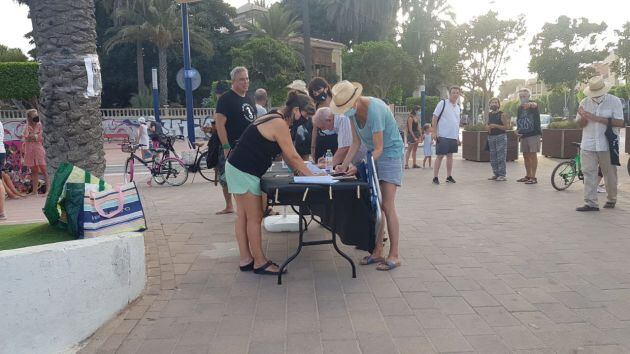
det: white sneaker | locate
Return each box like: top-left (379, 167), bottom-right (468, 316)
top-left (496, 176), bottom-right (507, 181)
top-left (597, 186), bottom-right (606, 193)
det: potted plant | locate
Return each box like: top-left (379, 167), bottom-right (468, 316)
top-left (462, 123), bottom-right (518, 162)
top-left (542, 119), bottom-right (582, 159)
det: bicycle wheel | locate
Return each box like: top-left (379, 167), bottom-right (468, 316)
top-left (196, 151), bottom-right (217, 182)
top-left (551, 160), bottom-right (576, 191)
top-left (124, 157), bottom-right (134, 183)
top-left (158, 158), bottom-right (189, 186)
top-left (627, 157), bottom-right (630, 177)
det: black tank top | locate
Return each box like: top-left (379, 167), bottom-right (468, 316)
top-left (228, 114), bottom-right (283, 178)
top-left (488, 111), bottom-right (505, 136)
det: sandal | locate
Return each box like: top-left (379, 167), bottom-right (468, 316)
top-left (413, 164), bottom-right (420, 169)
top-left (404, 165), bottom-right (410, 169)
top-left (253, 260), bottom-right (286, 275)
top-left (376, 260), bottom-right (401, 271)
top-left (517, 177), bottom-right (529, 182)
top-left (603, 202), bottom-right (616, 209)
top-left (239, 260), bottom-right (254, 272)
top-left (525, 178), bottom-right (538, 184)
top-left (360, 255), bottom-right (384, 265)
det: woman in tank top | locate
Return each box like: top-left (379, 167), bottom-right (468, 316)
top-left (486, 98), bottom-right (511, 181)
top-left (226, 91), bottom-right (316, 276)
top-left (404, 106), bottom-right (421, 169)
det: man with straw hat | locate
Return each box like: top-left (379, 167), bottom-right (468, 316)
top-left (331, 80), bottom-right (404, 271)
top-left (575, 76), bottom-right (624, 212)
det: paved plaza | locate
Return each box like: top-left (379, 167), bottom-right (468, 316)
top-left (66, 151), bottom-right (630, 354)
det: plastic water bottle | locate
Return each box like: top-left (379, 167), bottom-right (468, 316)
top-left (324, 149), bottom-right (333, 173)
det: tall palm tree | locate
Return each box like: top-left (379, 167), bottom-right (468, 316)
top-left (100, 0), bottom-right (147, 94)
top-left (318, 0), bottom-right (399, 44)
top-left (18, 0), bottom-right (106, 176)
top-left (105, 0), bottom-right (214, 104)
top-left (244, 3), bottom-right (302, 41)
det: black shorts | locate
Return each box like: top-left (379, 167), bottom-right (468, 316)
top-left (0, 153), bottom-right (5, 176)
top-left (436, 137), bottom-right (458, 155)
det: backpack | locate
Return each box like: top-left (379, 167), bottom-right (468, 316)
top-left (205, 133), bottom-right (221, 169)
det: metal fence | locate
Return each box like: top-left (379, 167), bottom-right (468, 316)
top-left (0, 108), bottom-right (215, 120)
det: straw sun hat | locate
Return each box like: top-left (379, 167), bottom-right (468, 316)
top-left (330, 80), bottom-right (363, 115)
top-left (584, 76), bottom-right (611, 98)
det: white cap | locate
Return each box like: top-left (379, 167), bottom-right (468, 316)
top-left (138, 117), bottom-right (146, 124)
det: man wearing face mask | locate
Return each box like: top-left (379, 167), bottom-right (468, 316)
top-left (486, 98), bottom-right (511, 181)
top-left (575, 76), bottom-right (624, 211)
top-left (516, 88), bottom-right (541, 184)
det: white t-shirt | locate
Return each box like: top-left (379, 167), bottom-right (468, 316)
top-left (138, 124), bottom-right (150, 147)
top-left (0, 121), bottom-right (5, 153)
top-left (433, 99), bottom-right (461, 140)
top-left (333, 114), bottom-right (352, 148)
top-left (578, 94), bottom-right (624, 152)
top-left (256, 104), bottom-right (267, 117)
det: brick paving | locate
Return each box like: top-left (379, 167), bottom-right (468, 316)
top-left (8, 148), bottom-right (630, 353)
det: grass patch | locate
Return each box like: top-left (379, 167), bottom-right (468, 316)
top-left (0, 223), bottom-right (74, 251)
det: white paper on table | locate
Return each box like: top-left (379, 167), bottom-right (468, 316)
top-left (293, 176), bottom-right (339, 184)
top-left (304, 161), bottom-right (326, 175)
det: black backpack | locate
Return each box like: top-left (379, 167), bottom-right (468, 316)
top-left (205, 133), bottom-right (221, 169)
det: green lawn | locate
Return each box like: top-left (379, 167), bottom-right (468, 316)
top-left (0, 223), bottom-right (75, 251)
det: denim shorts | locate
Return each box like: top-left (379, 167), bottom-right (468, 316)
top-left (376, 156), bottom-right (403, 187)
top-left (436, 137), bottom-right (458, 155)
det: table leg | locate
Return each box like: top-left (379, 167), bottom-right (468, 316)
top-left (330, 202), bottom-right (356, 278)
top-left (278, 207), bottom-right (304, 285)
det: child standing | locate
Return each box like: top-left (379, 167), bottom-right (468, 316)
top-left (422, 124), bottom-right (433, 168)
top-left (137, 117), bottom-right (151, 160)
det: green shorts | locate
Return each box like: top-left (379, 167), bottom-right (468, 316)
top-left (225, 161), bottom-right (262, 196)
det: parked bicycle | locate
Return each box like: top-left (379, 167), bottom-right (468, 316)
top-left (551, 142), bottom-right (584, 191)
top-left (180, 141), bottom-right (217, 183)
top-left (121, 142), bottom-right (188, 186)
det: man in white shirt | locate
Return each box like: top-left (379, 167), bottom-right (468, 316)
top-left (432, 86), bottom-right (462, 184)
top-left (576, 76), bottom-right (625, 212)
top-left (312, 107), bottom-right (366, 166)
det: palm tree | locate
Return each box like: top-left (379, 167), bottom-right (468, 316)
top-left (244, 3), bottom-right (302, 41)
top-left (100, 0), bottom-right (147, 94)
top-left (18, 0), bottom-right (106, 176)
top-left (318, 0), bottom-right (399, 44)
top-left (105, 0), bottom-right (214, 104)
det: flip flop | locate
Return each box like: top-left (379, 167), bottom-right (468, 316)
top-left (215, 209), bottom-right (234, 215)
top-left (376, 260), bottom-right (401, 271)
top-left (360, 255), bottom-right (384, 265)
top-left (253, 260), bottom-right (286, 275)
top-left (239, 260), bottom-right (254, 272)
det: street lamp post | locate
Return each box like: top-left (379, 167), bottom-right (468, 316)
top-left (151, 68), bottom-right (161, 126)
top-left (177, 0), bottom-right (199, 145)
top-left (420, 75), bottom-right (426, 125)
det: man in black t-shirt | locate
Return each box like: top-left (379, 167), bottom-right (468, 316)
top-left (214, 66), bottom-right (257, 215)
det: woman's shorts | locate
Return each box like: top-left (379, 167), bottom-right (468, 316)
top-left (225, 161), bottom-right (262, 196)
top-left (376, 156), bottom-right (403, 187)
top-left (0, 153), bottom-right (5, 176)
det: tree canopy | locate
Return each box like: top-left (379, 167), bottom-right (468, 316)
top-left (343, 41), bottom-right (419, 100)
top-left (612, 22), bottom-right (630, 83)
top-left (0, 45), bottom-right (29, 62)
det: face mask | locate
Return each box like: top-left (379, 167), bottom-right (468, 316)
top-left (32, 117), bottom-right (40, 123)
top-left (314, 92), bottom-right (328, 103)
top-left (520, 97), bottom-right (529, 105)
top-left (345, 107), bottom-right (356, 117)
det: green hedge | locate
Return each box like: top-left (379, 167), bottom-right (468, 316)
top-left (405, 96), bottom-right (441, 117)
top-left (0, 62), bottom-right (39, 100)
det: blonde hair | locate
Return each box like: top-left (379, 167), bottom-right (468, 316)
top-left (26, 109), bottom-right (38, 123)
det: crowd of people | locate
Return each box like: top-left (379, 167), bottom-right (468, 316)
top-left (206, 66), bottom-right (626, 276)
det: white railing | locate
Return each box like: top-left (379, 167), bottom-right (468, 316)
top-left (0, 108), bottom-right (215, 120)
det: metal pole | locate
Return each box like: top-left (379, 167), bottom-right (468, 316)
top-left (181, 3), bottom-right (195, 145)
top-left (151, 68), bottom-right (161, 125)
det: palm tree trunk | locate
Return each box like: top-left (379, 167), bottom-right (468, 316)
top-left (302, 0), bottom-right (312, 82)
top-left (25, 0), bottom-right (106, 177)
top-left (158, 46), bottom-right (168, 105)
top-left (136, 40), bottom-right (145, 93)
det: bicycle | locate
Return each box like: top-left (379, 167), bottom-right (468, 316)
top-left (121, 142), bottom-right (188, 186)
top-left (551, 142), bottom-right (583, 191)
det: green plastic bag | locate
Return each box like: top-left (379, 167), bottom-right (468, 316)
top-left (63, 183), bottom-right (86, 238)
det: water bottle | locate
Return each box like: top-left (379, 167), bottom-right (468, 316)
top-left (324, 149), bottom-right (333, 173)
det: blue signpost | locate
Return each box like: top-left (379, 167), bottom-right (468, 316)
top-left (180, 1), bottom-right (196, 145)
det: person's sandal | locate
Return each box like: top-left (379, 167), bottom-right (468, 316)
top-left (253, 261), bottom-right (286, 275)
top-left (239, 260), bottom-right (254, 272)
top-left (525, 178), bottom-right (537, 184)
top-left (488, 176), bottom-right (497, 180)
top-left (404, 165), bottom-right (410, 169)
top-left (376, 260), bottom-right (401, 271)
top-left (517, 177), bottom-right (529, 182)
top-left (360, 255), bottom-right (385, 265)
top-left (603, 202), bottom-right (616, 209)
top-left (413, 164), bottom-right (420, 168)
top-left (576, 205), bottom-right (599, 212)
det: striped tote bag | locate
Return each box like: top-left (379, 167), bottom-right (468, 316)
top-left (81, 182), bottom-right (147, 238)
